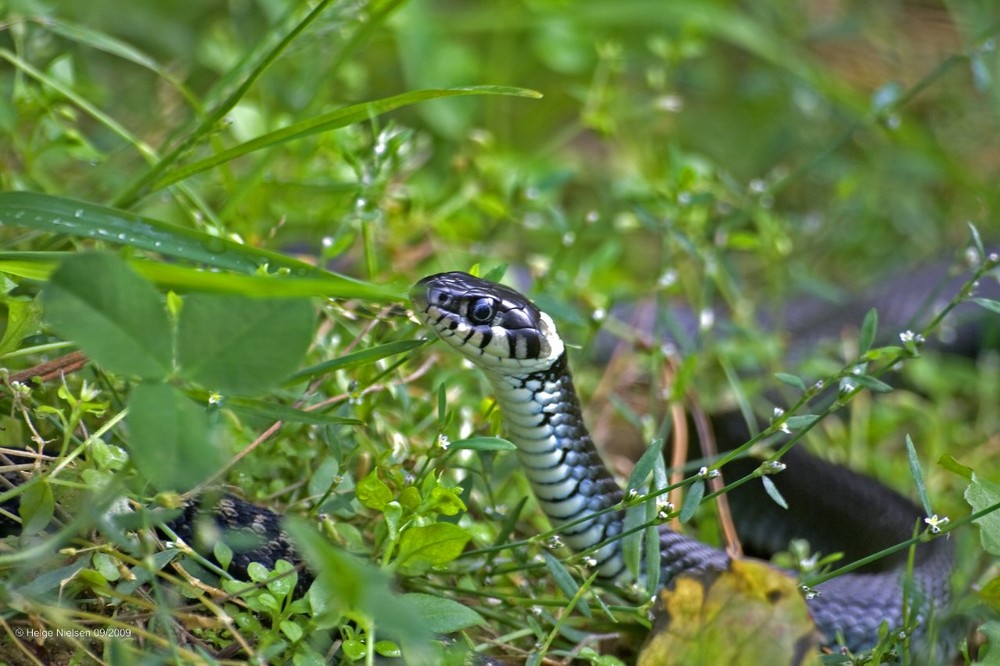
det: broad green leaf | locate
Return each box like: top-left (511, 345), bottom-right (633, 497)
top-left (151, 86), bottom-right (542, 191)
top-left (978, 577), bottom-right (1000, 614)
top-left (356, 471), bottom-right (393, 511)
top-left (396, 522), bottom-right (471, 569)
top-left (978, 621), bottom-right (1000, 665)
top-left (0, 296), bottom-right (40, 358)
top-left (127, 382), bottom-right (219, 492)
top-left (401, 593), bottom-right (485, 633)
top-left (176, 293), bottom-right (315, 395)
top-left (267, 559), bottom-right (298, 598)
top-left (42, 252), bottom-right (171, 379)
top-left (374, 641), bottom-right (401, 658)
top-left (280, 620), bottom-right (303, 643)
top-left (18, 479), bottom-right (54, 535)
top-left (427, 486), bottom-right (466, 516)
top-left (213, 541), bottom-right (234, 571)
top-left (284, 517), bottom-right (433, 647)
top-left (966, 474), bottom-right (1000, 556)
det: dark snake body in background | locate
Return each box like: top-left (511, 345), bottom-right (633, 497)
top-left (408, 270), bottom-right (984, 654)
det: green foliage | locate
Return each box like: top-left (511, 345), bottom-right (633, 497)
top-left (0, 0), bottom-right (998, 663)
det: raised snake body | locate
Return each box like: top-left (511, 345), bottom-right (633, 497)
top-left (410, 271), bottom-right (954, 653)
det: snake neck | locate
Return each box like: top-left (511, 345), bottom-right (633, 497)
top-left (484, 351), bottom-right (630, 579)
top-left (485, 351), bottom-right (732, 585)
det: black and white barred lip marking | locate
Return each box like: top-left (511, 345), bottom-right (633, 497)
top-left (410, 272), bottom-right (558, 370)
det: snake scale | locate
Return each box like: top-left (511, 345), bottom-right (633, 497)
top-left (409, 271), bottom-right (955, 653)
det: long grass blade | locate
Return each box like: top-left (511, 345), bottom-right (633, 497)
top-left (149, 86), bottom-right (542, 193)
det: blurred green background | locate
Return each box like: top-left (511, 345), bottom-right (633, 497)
top-left (1, 1), bottom-right (999, 661)
top-left (4, 0), bottom-right (998, 292)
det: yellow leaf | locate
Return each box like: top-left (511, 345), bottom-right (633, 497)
top-left (639, 559), bottom-right (822, 666)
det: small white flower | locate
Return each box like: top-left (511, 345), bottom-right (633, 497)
top-left (545, 535), bottom-right (564, 550)
top-left (436, 434), bottom-right (450, 451)
top-left (924, 514), bottom-right (950, 534)
top-left (656, 500), bottom-right (675, 522)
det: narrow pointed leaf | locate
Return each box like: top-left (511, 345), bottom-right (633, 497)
top-left (151, 87), bottom-right (542, 191)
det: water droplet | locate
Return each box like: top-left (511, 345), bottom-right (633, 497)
top-left (74, 209), bottom-right (84, 218)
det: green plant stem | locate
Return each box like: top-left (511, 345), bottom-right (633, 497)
top-left (112, 0), bottom-right (336, 208)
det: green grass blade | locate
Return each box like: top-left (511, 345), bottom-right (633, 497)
top-left (0, 48), bottom-right (157, 162)
top-left (113, 0), bottom-right (338, 207)
top-left (149, 86), bottom-right (542, 193)
top-left (186, 391), bottom-right (363, 426)
top-left (136, 262), bottom-right (404, 301)
top-left (0, 191), bottom-right (316, 274)
top-left (0, 252), bottom-right (403, 302)
top-left (290, 340), bottom-right (426, 381)
top-left (43, 18), bottom-right (202, 111)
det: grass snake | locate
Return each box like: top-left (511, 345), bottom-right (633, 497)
top-left (410, 270), bottom-right (955, 653)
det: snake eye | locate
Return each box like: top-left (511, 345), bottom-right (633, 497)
top-left (468, 297), bottom-right (498, 325)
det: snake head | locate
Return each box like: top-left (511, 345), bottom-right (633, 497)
top-left (410, 272), bottom-right (565, 373)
